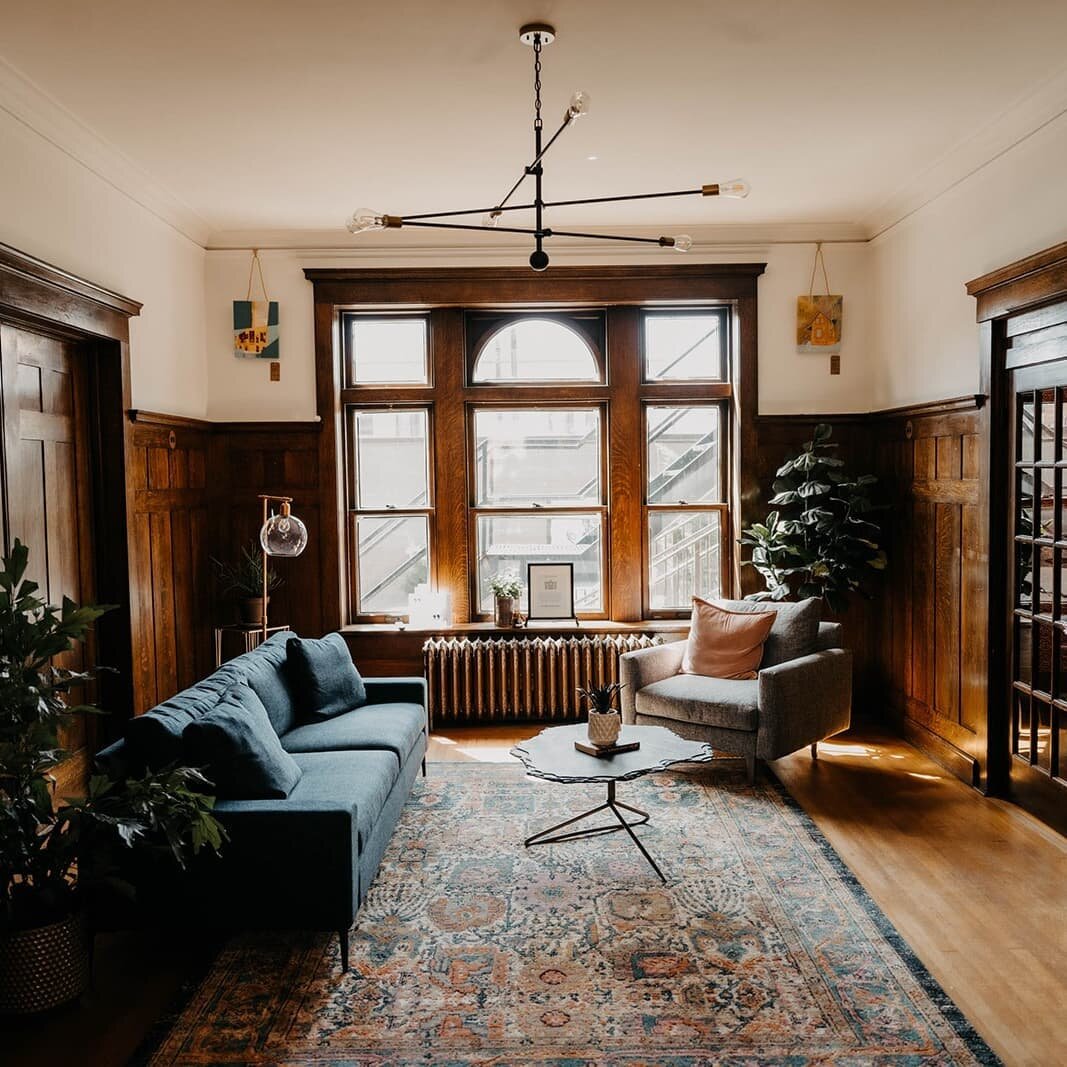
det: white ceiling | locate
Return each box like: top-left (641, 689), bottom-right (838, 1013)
top-left (3, 0), bottom-right (1067, 246)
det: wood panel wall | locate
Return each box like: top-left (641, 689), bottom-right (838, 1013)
top-left (871, 401), bottom-right (989, 787)
top-left (126, 414), bottom-right (213, 712)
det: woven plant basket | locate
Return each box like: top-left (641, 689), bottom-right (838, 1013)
top-left (0, 911), bottom-right (89, 1015)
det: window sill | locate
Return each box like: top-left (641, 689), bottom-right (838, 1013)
top-left (341, 619), bottom-right (689, 635)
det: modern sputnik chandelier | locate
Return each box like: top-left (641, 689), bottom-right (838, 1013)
top-left (346, 23), bottom-right (750, 271)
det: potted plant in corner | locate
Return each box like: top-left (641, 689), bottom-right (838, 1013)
top-left (488, 572), bottom-right (523, 628)
top-left (740, 423), bottom-right (887, 612)
top-left (211, 544), bottom-right (282, 626)
top-left (578, 682), bottom-right (626, 748)
top-left (0, 539), bottom-right (226, 1015)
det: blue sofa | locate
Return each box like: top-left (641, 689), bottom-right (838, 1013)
top-left (95, 631), bottom-right (427, 970)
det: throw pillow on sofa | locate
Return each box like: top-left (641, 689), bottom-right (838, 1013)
top-left (681, 597), bottom-right (777, 680)
top-left (711, 597), bottom-right (821, 667)
top-left (183, 684), bottom-right (302, 799)
top-left (287, 632), bottom-right (367, 720)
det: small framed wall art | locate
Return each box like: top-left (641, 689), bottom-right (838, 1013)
top-left (526, 562), bottom-right (577, 623)
top-left (233, 250), bottom-right (279, 360)
top-left (796, 242), bottom-right (842, 356)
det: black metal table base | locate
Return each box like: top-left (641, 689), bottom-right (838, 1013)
top-left (523, 779), bottom-right (666, 882)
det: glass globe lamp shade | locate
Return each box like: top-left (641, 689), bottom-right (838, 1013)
top-left (260, 502), bottom-right (308, 558)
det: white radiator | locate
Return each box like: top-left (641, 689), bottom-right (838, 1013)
top-left (423, 634), bottom-right (663, 726)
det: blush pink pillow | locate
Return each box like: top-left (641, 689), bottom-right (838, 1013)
top-left (681, 597), bottom-right (778, 679)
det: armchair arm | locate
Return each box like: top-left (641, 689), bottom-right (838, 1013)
top-left (756, 648), bottom-right (851, 760)
top-left (619, 642), bottom-right (685, 724)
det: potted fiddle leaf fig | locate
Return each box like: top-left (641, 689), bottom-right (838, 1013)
top-left (740, 423), bottom-right (887, 613)
top-left (211, 544), bottom-right (282, 626)
top-left (488, 572), bottom-right (523, 628)
top-left (0, 539), bottom-right (226, 1015)
top-left (578, 682), bottom-right (625, 748)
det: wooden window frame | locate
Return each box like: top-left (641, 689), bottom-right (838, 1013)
top-left (306, 264), bottom-right (765, 630)
top-left (341, 311), bottom-right (433, 390)
top-left (344, 403), bottom-right (436, 622)
top-left (642, 398), bottom-right (731, 618)
top-left (467, 399), bottom-right (609, 620)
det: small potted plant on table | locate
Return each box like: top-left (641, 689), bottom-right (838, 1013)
top-left (488, 572), bottom-right (523, 628)
top-left (578, 682), bottom-right (625, 748)
top-left (211, 544), bottom-right (282, 626)
top-left (0, 539), bottom-right (226, 1015)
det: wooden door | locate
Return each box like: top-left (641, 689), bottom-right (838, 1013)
top-left (0, 323), bottom-right (96, 790)
top-left (1005, 299), bottom-right (1067, 830)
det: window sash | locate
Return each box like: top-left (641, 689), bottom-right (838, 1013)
top-left (641, 308), bottom-right (729, 383)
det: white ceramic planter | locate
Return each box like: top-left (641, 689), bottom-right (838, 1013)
top-left (587, 709), bottom-right (622, 748)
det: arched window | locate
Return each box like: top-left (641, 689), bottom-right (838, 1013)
top-left (472, 318), bottom-right (600, 382)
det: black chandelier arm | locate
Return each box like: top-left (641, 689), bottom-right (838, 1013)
top-left (492, 114), bottom-right (573, 215)
top-left (398, 219), bottom-right (545, 237)
top-left (548, 229), bottom-right (676, 246)
top-left (396, 186), bottom-right (711, 225)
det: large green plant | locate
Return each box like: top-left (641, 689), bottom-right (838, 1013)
top-left (740, 424), bottom-right (886, 613)
top-left (0, 540), bottom-right (225, 931)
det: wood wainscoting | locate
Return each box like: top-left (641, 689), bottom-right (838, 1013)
top-left (757, 398), bottom-right (991, 788)
top-left (126, 412), bottom-right (214, 713)
top-left (871, 398), bottom-right (989, 788)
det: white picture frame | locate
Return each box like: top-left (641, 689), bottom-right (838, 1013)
top-left (526, 562), bottom-right (576, 622)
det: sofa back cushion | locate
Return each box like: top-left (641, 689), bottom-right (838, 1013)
top-left (183, 684), bottom-right (302, 800)
top-left (682, 598), bottom-right (777, 680)
top-left (712, 597), bottom-right (821, 667)
top-left (287, 633), bottom-right (367, 721)
top-left (124, 631), bottom-right (298, 770)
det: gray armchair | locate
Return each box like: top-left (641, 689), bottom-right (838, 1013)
top-left (620, 621), bottom-right (851, 783)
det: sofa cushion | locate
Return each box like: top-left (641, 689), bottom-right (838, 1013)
top-left (230, 632), bottom-right (300, 735)
top-left (635, 674), bottom-right (760, 732)
top-left (682, 597), bottom-right (777, 679)
top-left (288, 633), bottom-right (367, 721)
top-left (280, 702), bottom-right (425, 764)
top-left (216, 749), bottom-right (399, 852)
top-left (712, 597), bottom-right (821, 668)
top-left (124, 632), bottom-right (297, 769)
top-left (183, 685), bottom-right (303, 800)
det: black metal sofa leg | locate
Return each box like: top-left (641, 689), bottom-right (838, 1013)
top-left (339, 929), bottom-right (350, 972)
top-left (422, 756), bottom-right (427, 778)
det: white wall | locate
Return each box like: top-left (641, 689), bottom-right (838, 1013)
top-left (204, 240), bottom-right (873, 421)
top-left (870, 111), bottom-right (1067, 410)
top-left (0, 108), bottom-right (209, 418)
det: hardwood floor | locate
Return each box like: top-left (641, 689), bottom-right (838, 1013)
top-left (4, 726), bottom-right (1064, 1066)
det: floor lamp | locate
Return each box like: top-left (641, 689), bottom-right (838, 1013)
top-left (258, 494), bottom-right (309, 639)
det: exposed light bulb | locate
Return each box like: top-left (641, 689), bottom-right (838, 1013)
top-left (671, 234), bottom-right (693, 252)
top-left (346, 207), bottom-right (385, 234)
top-left (260, 502), bottom-right (308, 558)
top-left (482, 210), bottom-right (502, 228)
top-left (566, 89), bottom-right (591, 122)
top-left (718, 178), bottom-right (750, 199)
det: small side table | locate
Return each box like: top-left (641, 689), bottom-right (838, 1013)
top-left (214, 624), bottom-right (291, 668)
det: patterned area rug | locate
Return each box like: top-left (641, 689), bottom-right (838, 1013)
top-left (144, 762), bottom-right (997, 1065)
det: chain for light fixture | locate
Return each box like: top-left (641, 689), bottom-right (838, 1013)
top-left (345, 23), bottom-right (750, 271)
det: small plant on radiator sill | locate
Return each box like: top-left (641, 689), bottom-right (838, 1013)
top-left (577, 682), bottom-right (626, 748)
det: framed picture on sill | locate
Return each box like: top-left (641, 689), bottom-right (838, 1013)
top-left (527, 562), bottom-right (577, 622)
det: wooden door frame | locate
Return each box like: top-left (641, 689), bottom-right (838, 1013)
top-left (968, 242), bottom-right (1067, 828)
top-left (0, 242), bottom-right (142, 773)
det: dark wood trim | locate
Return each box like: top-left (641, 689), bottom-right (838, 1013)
top-left (211, 419), bottom-right (323, 435)
top-left (128, 409), bottom-right (213, 430)
top-left (754, 395), bottom-right (986, 426)
top-left (0, 242), bottom-right (142, 319)
top-left (967, 242), bottom-right (1067, 323)
top-left (309, 264), bottom-right (765, 632)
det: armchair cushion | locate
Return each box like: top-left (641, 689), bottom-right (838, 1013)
top-left (634, 674), bottom-right (760, 732)
top-left (287, 633), bottom-right (367, 721)
top-left (712, 597), bottom-right (821, 667)
top-left (682, 598), bottom-right (777, 679)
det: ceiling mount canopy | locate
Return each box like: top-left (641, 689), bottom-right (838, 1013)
top-left (346, 23), bottom-right (749, 271)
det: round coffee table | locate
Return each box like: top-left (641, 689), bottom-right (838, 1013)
top-left (510, 723), bottom-right (713, 882)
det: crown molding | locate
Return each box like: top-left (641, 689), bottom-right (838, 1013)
top-left (0, 56), bottom-right (212, 248)
top-left (864, 65), bottom-right (1067, 240)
